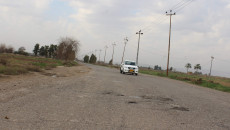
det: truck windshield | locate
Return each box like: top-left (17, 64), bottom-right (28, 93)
top-left (125, 61), bottom-right (136, 66)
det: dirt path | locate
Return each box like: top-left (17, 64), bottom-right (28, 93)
top-left (0, 65), bottom-right (91, 103)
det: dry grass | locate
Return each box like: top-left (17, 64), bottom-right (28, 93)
top-left (0, 53), bottom-right (77, 75)
top-left (139, 69), bottom-right (230, 93)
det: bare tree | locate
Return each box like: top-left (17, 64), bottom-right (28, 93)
top-left (0, 44), bottom-right (6, 53)
top-left (18, 47), bottom-right (26, 53)
top-left (0, 44), bottom-right (14, 53)
top-left (57, 37), bottom-right (80, 61)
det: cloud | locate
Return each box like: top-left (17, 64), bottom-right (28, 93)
top-left (0, 0), bottom-right (230, 77)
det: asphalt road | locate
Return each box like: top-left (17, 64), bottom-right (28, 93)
top-left (1, 64), bottom-right (230, 129)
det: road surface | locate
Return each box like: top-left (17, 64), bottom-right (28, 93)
top-left (0, 64), bottom-right (230, 129)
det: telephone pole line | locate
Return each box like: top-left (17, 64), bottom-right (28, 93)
top-left (99, 49), bottom-right (102, 62)
top-left (209, 56), bottom-right (214, 76)
top-left (95, 49), bottom-right (98, 62)
top-left (136, 30), bottom-right (143, 66)
top-left (121, 37), bottom-right (128, 64)
top-left (95, 49), bottom-right (97, 55)
top-left (111, 43), bottom-right (116, 64)
top-left (104, 46), bottom-right (108, 63)
top-left (166, 10), bottom-right (176, 76)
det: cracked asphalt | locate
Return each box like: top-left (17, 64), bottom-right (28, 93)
top-left (0, 64), bottom-right (230, 129)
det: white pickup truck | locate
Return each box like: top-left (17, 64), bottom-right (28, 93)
top-left (120, 60), bottom-right (138, 75)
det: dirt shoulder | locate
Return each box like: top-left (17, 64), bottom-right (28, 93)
top-left (0, 65), bottom-right (91, 103)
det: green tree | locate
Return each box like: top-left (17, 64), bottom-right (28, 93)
top-left (44, 45), bottom-right (49, 58)
top-left (89, 54), bottom-right (97, 63)
top-left (154, 65), bottom-right (161, 70)
top-left (48, 44), bottom-right (55, 58)
top-left (194, 64), bottom-right (201, 73)
top-left (185, 63), bottom-right (192, 73)
top-left (52, 45), bottom-right (58, 58)
top-left (39, 46), bottom-right (45, 56)
top-left (33, 43), bottom-right (40, 56)
top-left (83, 55), bottom-right (89, 63)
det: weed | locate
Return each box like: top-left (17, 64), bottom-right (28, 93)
top-left (139, 69), bottom-right (230, 93)
top-left (0, 58), bottom-right (8, 65)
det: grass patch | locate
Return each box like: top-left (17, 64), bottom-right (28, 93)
top-left (0, 53), bottom-right (77, 75)
top-left (139, 69), bottom-right (230, 93)
top-left (63, 61), bottom-right (78, 67)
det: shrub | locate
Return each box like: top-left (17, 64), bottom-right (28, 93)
top-left (26, 66), bottom-right (42, 72)
top-left (89, 54), bottom-right (97, 64)
top-left (56, 37), bottom-right (80, 61)
top-left (63, 61), bottom-right (78, 67)
top-left (109, 59), bottom-right (113, 65)
top-left (0, 58), bottom-right (8, 66)
top-left (84, 55), bottom-right (89, 63)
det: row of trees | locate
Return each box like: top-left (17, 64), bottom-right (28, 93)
top-left (0, 44), bottom-right (29, 56)
top-left (0, 44), bottom-right (14, 53)
top-left (84, 54), bottom-right (97, 63)
top-left (33, 37), bottom-right (80, 61)
top-left (33, 43), bottom-right (58, 58)
top-left (185, 63), bottom-right (201, 73)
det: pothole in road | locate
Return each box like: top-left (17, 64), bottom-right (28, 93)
top-left (116, 94), bottom-right (125, 96)
top-left (141, 95), bottom-right (154, 99)
top-left (102, 91), bottom-right (125, 97)
top-left (171, 106), bottom-right (189, 111)
top-left (156, 97), bottom-right (174, 102)
top-left (127, 101), bottom-right (137, 104)
top-left (102, 91), bottom-right (113, 95)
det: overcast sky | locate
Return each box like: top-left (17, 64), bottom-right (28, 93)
top-left (0, 0), bottom-right (230, 77)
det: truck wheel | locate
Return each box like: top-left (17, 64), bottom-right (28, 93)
top-left (120, 69), bottom-right (122, 73)
top-left (135, 73), bottom-right (138, 76)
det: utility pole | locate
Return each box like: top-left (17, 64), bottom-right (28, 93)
top-left (99, 49), bottom-right (102, 62)
top-left (95, 49), bottom-right (97, 62)
top-left (104, 46), bottom-right (108, 63)
top-left (121, 37), bottom-right (128, 64)
top-left (209, 56), bottom-right (214, 76)
top-left (166, 10), bottom-right (176, 76)
top-left (136, 30), bottom-right (143, 66)
top-left (95, 49), bottom-right (97, 55)
top-left (111, 43), bottom-right (116, 64)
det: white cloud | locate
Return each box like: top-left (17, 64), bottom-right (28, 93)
top-left (0, 0), bottom-right (230, 77)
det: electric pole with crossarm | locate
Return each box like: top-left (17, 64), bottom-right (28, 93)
top-left (99, 49), bottom-right (102, 62)
top-left (136, 30), bottom-right (143, 66)
top-left (166, 10), bottom-right (176, 76)
top-left (111, 43), bottom-right (116, 65)
top-left (121, 37), bottom-right (128, 64)
top-left (104, 46), bottom-right (108, 63)
top-left (209, 56), bottom-right (214, 76)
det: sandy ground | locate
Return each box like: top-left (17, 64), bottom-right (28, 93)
top-left (0, 65), bottom-right (91, 103)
